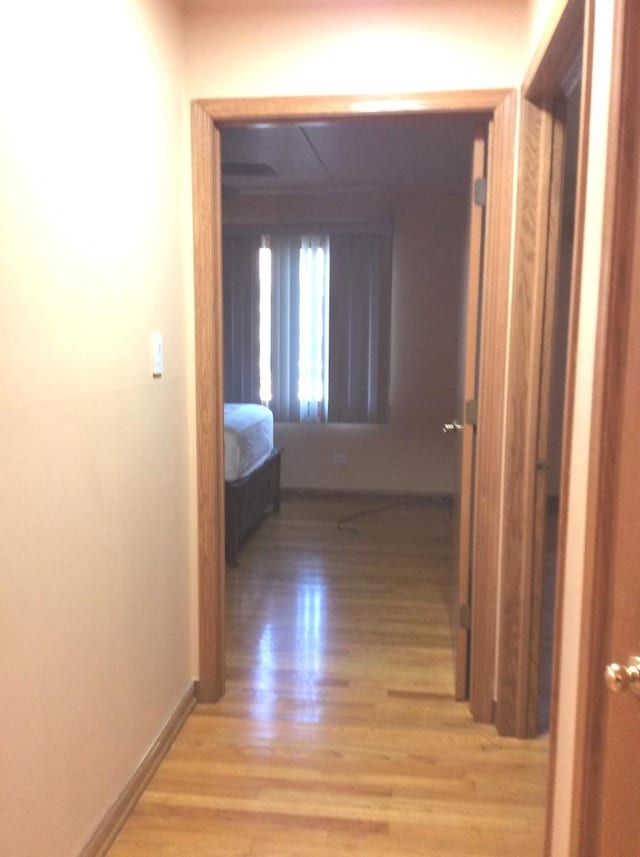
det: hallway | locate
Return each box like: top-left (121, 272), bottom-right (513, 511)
top-left (108, 496), bottom-right (547, 856)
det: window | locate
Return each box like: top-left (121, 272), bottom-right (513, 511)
top-left (223, 225), bottom-right (392, 424)
top-left (259, 235), bottom-right (330, 422)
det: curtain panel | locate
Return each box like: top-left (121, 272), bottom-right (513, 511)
top-left (222, 234), bottom-right (261, 403)
top-left (222, 224), bottom-right (392, 424)
top-left (328, 232), bottom-right (392, 423)
top-left (269, 235), bottom-right (301, 422)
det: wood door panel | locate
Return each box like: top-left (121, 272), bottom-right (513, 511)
top-left (451, 126), bottom-right (486, 702)
top-left (596, 124), bottom-right (640, 857)
top-left (470, 90), bottom-right (517, 724)
top-left (573, 3), bottom-right (640, 851)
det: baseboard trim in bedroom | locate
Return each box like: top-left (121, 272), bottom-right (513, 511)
top-left (281, 487), bottom-right (453, 507)
top-left (79, 683), bottom-right (196, 857)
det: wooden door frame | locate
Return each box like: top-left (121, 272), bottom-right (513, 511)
top-left (569, 0), bottom-right (640, 851)
top-left (496, 0), bottom-right (592, 739)
top-left (190, 90), bottom-right (516, 705)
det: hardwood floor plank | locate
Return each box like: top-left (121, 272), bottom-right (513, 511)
top-left (107, 496), bottom-right (547, 856)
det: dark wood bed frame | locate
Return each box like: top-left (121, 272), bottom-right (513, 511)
top-left (225, 447), bottom-right (282, 567)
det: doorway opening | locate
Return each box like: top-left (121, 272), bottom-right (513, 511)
top-left (218, 111), bottom-right (485, 709)
top-left (191, 91), bottom-right (515, 729)
top-left (219, 114), bottom-right (479, 494)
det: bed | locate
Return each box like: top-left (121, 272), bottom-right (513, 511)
top-left (224, 403), bottom-right (282, 567)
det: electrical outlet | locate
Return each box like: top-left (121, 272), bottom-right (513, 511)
top-left (332, 453), bottom-right (348, 466)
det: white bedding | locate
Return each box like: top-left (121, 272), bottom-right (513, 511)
top-left (224, 403), bottom-right (274, 482)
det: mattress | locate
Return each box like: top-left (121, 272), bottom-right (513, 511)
top-left (224, 403), bottom-right (274, 482)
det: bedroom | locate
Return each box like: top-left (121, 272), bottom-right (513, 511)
top-left (220, 115), bottom-right (478, 543)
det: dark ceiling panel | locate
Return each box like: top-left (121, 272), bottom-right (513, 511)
top-left (221, 115), bottom-right (480, 193)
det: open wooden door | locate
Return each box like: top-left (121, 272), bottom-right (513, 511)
top-left (593, 240), bottom-right (640, 854)
top-left (447, 125), bottom-right (486, 701)
top-left (573, 4), bottom-right (640, 850)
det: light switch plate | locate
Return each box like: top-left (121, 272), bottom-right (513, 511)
top-left (151, 332), bottom-right (163, 377)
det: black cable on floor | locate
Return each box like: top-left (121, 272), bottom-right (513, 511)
top-left (336, 498), bottom-right (419, 535)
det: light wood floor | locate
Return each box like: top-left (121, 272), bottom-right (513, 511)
top-left (108, 495), bottom-right (548, 856)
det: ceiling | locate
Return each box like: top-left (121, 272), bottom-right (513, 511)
top-left (220, 115), bottom-right (482, 195)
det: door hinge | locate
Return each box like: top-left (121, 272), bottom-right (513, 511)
top-left (465, 398), bottom-right (478, 427)
top-left (474, 176), bottom-right (488, 207)
top-left (459, 604), bottom-right (471, 630)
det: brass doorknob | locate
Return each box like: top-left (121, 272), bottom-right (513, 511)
top-left (605, 656), bottom-right (640, 695)
top-left (442, 421), bottom-right (463, 434)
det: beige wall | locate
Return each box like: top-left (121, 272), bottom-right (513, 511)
top-left (0, 0), bottom-right (614, 853)
top-left (526, 0), bottom-right (565, 58)
top-left (186, 0), bottom-right (531, 97)
top-left (0, 2), bottom-right (192, 856)
top-left (187, 0), bottom-right (533, 496)
top-left (224, 186), bottom-right (469, 494)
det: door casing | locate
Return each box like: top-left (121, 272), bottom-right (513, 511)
top-left (498, 0), bottom-right (591, 743)
top-left (190, 92), bottom-right (515, 725)
top-left (569, 0), bottom-right (640, 851)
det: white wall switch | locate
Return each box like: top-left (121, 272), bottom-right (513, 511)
top-left (151, 332), bottom-right (164, 378)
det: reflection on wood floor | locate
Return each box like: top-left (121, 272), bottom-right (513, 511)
top-left (108, 495), bottom-right (548, 856)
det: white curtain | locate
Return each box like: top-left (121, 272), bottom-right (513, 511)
top-left (266, 234), bottom-right (330, 422)
top-left (268, 235), bottom-right (301, 421)
top-left (298, 235), bottom-right (330, 422)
